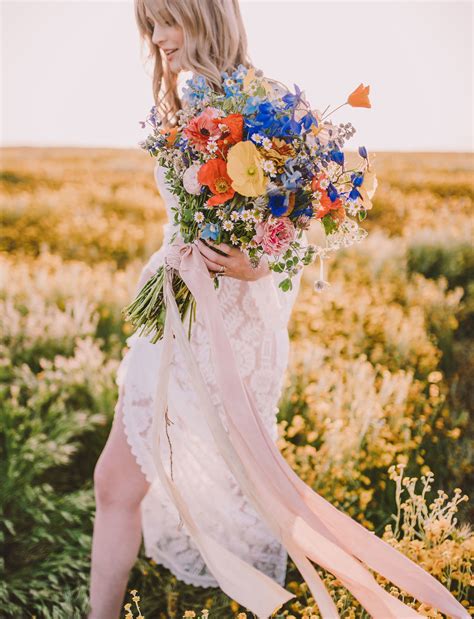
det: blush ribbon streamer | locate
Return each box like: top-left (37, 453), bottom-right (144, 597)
top-left (148, 238), bottom-right (469, 619)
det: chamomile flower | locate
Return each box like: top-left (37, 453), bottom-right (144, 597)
top-left (230, 211), bottom-right (240, 221)
top-left (251, 209), bottom-right (263, 222)
top-left (261, 159), bottom-right (277, 176)
top-left (240, 210), bottom-right (253, 222)
top-left (215, 208), bottom-right (225, 220)
top-left (251, 133), bottom-right (264, 145)
top-left (230, 233), bottom-right (239, 245)
top-left (194, 211), bottom-right (205, 223)
top-left (223, 220), bottom-right (234, 231)
top-left (261, 137), bottom-right (272, 150)
top-left (207, 137), bottom-right (218, 155)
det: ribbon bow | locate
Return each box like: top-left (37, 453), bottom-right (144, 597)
top-left (147, 239), bottom-right (469, 619)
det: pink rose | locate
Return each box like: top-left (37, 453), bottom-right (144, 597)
top-left (253, 216), bottom-right (296, 256)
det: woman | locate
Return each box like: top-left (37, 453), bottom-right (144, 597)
top-left (88, 2), bottom-right (469, 618)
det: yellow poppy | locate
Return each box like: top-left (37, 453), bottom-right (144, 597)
top-left (226, 141), bottom-right (268, 197)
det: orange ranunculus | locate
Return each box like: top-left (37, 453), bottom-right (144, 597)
top-left (347, 83), bottom-right (371, 108)
top-left (197, 158), bottom-right (235, 206)
top-left (213, 113), bottom-right (244, 153)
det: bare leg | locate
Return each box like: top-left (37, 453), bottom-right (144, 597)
top-left (88, 384), bottom-right (151, 619)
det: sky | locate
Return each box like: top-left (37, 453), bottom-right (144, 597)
top-left (1, 0), bottom-right (473, 151)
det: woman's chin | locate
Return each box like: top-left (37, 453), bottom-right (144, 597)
top-left (167, 55), bottom-right (183, 73)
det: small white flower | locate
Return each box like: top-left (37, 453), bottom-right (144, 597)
top-left (251, 133), bottom-right (264, 144)
top-left (261, 159), bottom-right (276, 176)
top-left (223, 220), bottom-right (234, 231)
top-left (183, 164), bottom-right (202, 195)
top-left (230, 233), bottom-right (239, 245)
top-left (216, 209), bottom-right (225, 220)
top-left (230, 211), bottom-right (240, 221)
top-left (241, 210), bottom-right (252, 221)
top-left (194, 211), bottom-right (205, 223)
top-left (261, 137), bottom-right (272, 150)
top-left (252, 209), bottom-right (263, 222)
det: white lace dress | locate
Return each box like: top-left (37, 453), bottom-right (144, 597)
top-left (115, 162), bottom-right (303, 589)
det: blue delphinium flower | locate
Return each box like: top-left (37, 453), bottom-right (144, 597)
top-left (300, 111), bottom-right (317, 131)
top-left (268, 193), bottom-right (289, 217)
top-left (327, 183), bottom-right (340, 202)
top-left (349, 187), bottom-right (362, 201)
top-left (200, 222), bottom-right (220, 241)
top-left (282, 83), bottom-right (305, 110)
top-left (281, 159), bottom-right (303, 191)
top-left (351, 172), bottom-right (364, 188)
top-left (181, 74), bottom-right (212, 105)
top-left (280, 115), bottom-right (302, 137)
top-left (330, 149), bottom-right (344, 166)
top-left (242, 95), bottom-right (262, 115)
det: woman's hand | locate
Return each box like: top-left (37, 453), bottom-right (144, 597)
top-left (196, 239), bottom-right (270, 282)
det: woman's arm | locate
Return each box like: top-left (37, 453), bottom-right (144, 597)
top-left (196, 239), bottom-right (270, 281)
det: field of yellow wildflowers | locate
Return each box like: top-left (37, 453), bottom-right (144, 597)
top-left (1, 147), bottom-right (472, 618)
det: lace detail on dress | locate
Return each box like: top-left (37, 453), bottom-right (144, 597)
top-left (115, 162), bottom-right (303, 588)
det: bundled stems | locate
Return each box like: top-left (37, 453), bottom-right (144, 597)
top-left (122, 266), bottom-right (196, 344)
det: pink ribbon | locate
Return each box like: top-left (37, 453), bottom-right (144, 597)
top-left (148, 237), bottom-right (469, 619)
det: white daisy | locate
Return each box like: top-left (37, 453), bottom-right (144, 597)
top-left (194, 211), bottom-right (205, 223)
top-left (251, 133), bottom-right (264, 144)
top-left (261, 160), bottom-right (276, 176)
top-left (223, 220), bottom-right (234, 231)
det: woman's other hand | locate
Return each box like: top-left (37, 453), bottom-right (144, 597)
top-left (196, 239), bottom-right (270, 282)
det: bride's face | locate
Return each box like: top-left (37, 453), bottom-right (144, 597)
top-left (145, 7), bottom-right (185, 73)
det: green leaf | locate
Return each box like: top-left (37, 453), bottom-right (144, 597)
top-left (279, 278), bottom-right (293, 292)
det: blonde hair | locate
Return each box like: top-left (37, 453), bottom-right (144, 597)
top-left (134, 0), bottom-right (254, 127)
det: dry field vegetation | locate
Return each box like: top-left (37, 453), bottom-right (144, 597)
top-left (1, 147), bottom-right (472, 618)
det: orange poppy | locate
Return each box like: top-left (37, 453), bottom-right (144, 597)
top-left (197, 158), bottom-right (235, 206)
top-left (347, 83), bottom-right (371, 108)
top-left (213, 113), bottom-right (244, 153)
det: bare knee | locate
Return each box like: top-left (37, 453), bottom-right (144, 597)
top-left (93, 449), bottom-right (149, 510)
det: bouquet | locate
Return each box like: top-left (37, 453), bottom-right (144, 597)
top-left (122, 65), bottom-right (377, 343)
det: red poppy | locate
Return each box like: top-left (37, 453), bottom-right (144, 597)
top-left (197, 158), bottom-right (235, 206)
